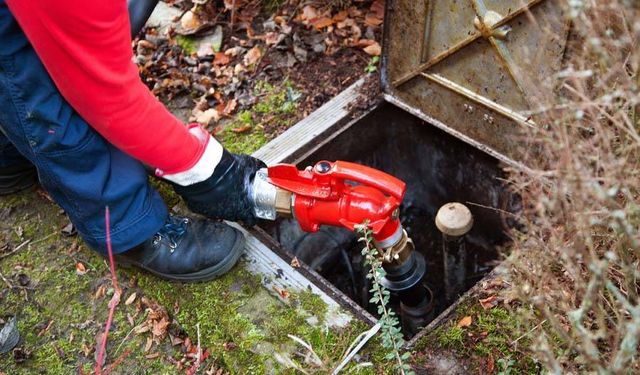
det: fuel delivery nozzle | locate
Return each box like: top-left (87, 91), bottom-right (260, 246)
top-left (250, 161), bottom-right (431, 333)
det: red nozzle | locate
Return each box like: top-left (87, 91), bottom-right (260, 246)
top-left (267, 161), bottom-right (406, 242)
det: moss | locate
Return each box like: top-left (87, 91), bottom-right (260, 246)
top-left (295, 290), bottom-right (328, 322)
top-left (219, 126), bottom-right (268, 155)
top-left (416, 302), bottom-right (540, 374)
top-left (175, 35), bottom-right (197, 54)
top-left (217, 79), bottom-right (301, 155)
top-left (0, 190), bottom-right (181, 374)
top-left (436, 325), bottom-right (466, 351)
top-left (148, 177), bottom-right (181, 209)
top-left (0, 190), bottom-right (392, 373)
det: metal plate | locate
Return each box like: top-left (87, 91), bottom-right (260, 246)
top-left (382, 0), bottom-right (569, 161)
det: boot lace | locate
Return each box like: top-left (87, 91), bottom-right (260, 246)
top-left (153, 216), bottom-right (189, 253)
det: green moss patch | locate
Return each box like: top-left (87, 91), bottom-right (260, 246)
top-left (0, 191), bottom-right (181, 374)
top-left (414, 301), bottom-right (540, 374)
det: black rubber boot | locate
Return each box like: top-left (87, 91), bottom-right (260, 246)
top-left (116, 215), bottom-right (245, 282)
top-left (0, 162), bottom-right (38, 196)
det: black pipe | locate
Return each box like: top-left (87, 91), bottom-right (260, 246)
top-left (127, 0), bottom-right (160, 38)
top-left (381, 251), bottom-right (427, 307)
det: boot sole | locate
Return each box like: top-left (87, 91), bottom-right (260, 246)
top-left (0, 167), bottom-right (38, 196)
top-left (117, 231), bottom-right (245, 282)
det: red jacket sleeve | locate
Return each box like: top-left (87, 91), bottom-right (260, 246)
top-left (6, 0), bottom-right (204, 174)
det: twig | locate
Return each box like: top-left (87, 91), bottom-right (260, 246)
top-left (0, 271), bottom-right (14, 289)
top-left (95, 207), bottom-right (122, 375)
top-left (511, 319), bottom-right (547, 346)
top-left (331, 323), bottom-right (381, 374)
top-left (103, 349), bottom-right (132, 375)
top-left (0, 239), bottom-right (31, 260)
top-left (29, 232), bottom-right (56, 246)
top-left (464, 201), bottom-right (519, 217)
top-left (187, 323), bottom-right (204, 375)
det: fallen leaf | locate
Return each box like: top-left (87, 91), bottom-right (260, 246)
top-left (194, 108), bottom-right (220, 125)
top-left (479, 295), bottom-right (498, 310)
top-left (333, 10), bottom-right (348, 23)
top-left (224, 46), bottom-right (246, 56)
top-left (127, 313), bottom-right (135, 327)
top-left (364, 15), bottom-right (383, 27)
top-left (145, 352), bottom-right (160, 359)
top-left (272, 286), bottom-right (290, 299)
top-left (290, 257), bottom-right (300, 268)
top-left (371, 0), bottom-right (385, 19)
top-left (152, 317), bottom-right (170, 339)
top-left (125, 292), bottom-right (137, 306)
top-left (243, 46), bottom-right (262, 66)
top-left (213, 125), bottom-right (225, 136)
top-left (94, 285), bottom-right (106, 300)
top-left (134, 324), bottom-right (150, 335)
top-left (170, 334), bottom-right (184, 346)
top-left (213, 52), bottom-right (231, 66)
top-left (311, 17), bottom-right (334, 30)
top-left (75, 262), bottom-right (87, 276)
top-left (231, 124), bottom-right (252, 133)
top-left (457, 315), bottom-right (473, 328)
top-left (355, 39), bottom-right (376, 47)
top-left (222, 99), bottom-right (237, 116)
top-left (144, 336), bottom-right (153, 352)
top-left (265, 32), bottom-right (285, 46)
top-left (363, 42), bottom-right (381, 56)
top-left (137, 40), bottom-right (156, 50)
top-left (486, 353), bottom-right (495, 373)
top-left (301, 5), bottom-right (318, 21)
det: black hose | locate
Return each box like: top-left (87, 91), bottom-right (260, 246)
top-left (127, 0), bottom-right (160, 38)
top-left (339, 247), bottom-right (358, 299)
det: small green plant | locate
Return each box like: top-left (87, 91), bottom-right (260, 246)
top-left (497, 357), bottom-right (515, 375)
top-left (365, 56), bottom-right (380, 74)
top-left (355, 221), bottom-right (414, 375)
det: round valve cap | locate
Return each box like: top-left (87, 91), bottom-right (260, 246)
top-left (435, 202), bottom-right (473, 237)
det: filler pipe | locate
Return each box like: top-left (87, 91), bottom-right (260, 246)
top-left (251, 161), bottom-right (429, 318)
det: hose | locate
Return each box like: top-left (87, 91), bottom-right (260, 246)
top-left (127, 0), bottom-right (160, 38)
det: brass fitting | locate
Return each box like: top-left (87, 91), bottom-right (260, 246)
top-left (379, 229), bottom-right (414, 265)
top-left (275, 188), bottom-right (293, 217)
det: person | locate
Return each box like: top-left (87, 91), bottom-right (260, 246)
top-left (0, 0), bottom-right (266, 281)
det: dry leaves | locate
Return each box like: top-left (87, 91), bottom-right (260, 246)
top-left (243, 46), bottom-right (262, 66)
top-left (479, 295), bottom-right (498, 310)
top-left (125, 292), bottom-right (137, 306)
top-left (363, 42), bottom-right (381, 56)
top-left (75, 262), bottom-right (87, 276)
top-left (272, 285), bottom-right (290, 299)
top-left (457, 315), bottom-right (473, 328)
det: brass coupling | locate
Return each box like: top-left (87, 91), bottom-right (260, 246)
top-left (379, 229), bottom-right (414, 265)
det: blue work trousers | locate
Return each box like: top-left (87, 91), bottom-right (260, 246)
top-left (0, 1), bottom-right (167, 253)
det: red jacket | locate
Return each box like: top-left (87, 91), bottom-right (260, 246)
top-left (7, 0), bottom-right (208, 176)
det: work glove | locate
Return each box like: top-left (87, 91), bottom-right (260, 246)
top-left (172, 150), bottom-right (266, 225)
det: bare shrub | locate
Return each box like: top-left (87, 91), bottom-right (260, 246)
top-left (507, 1), bottom-right (640, 373)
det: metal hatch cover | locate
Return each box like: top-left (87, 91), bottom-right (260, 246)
top-left (381, 0), bottom-right (569, 163)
